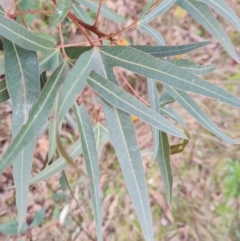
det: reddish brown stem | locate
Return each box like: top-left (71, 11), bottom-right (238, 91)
top-left (96, 104), bottom-right (103, 123)
top-left (14, 0), bottom-right (28, 29)
top-left (58, 23), bottom-right (67, 58)
top-left (12, 10), bottom-right (55, 17)
top-left (93, 0), bottom-right (103, 28)
top-left (117, 69), bottom-right (150, 106)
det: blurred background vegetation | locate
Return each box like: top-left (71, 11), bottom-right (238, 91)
top-left (0, 0), bottom-right (240, 240)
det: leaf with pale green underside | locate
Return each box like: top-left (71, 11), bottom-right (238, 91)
top-left (92, 49), bottom-right (154, 241)
top-left (140, 0), bottom-right (176, 23)
top-left (98, 46), bottom-right (240, 108)
top-left (176, 0), bottom-right (239, 63)
top-left (0, 15), bottom-right (55, 53)
top-left (73, 104), bottom-right (102, 241)
top-left (0, 221), bottom-right (28, 235)
top-left (72, 3), bottom-right (93, 25)
top-left (78, 0), bottom-right (125, 23)
top-left (139, 23), bottom-right (165, 45)
top-left (50, 0), bottom-right (72, 28)
top-left (165, 85), bottom-right (239, 144)
top-left (103, 102), bottom-right (154, 241)
top-left (29, 123), bottom-right (107, 185)
top-left (88, 71), bottom-right (185, 139)
top-left (65, 42), bottom-right (209, 60)
top-left (147, 79), bottom-right (160, 162)
top-left (57, 49), bottom-right (94, 124)
top-left (198, 0), bottom-right (240, 32)
top-left (3, 38), bottom-right (40, 230)
top-left (166, 59), bottom-right (216, 75)
top-left (39, 49), bottom-right (62, 74)
top-left (0, 61), bottom-right (67, 175)
top-left (0, 80), bottom-right (9, 103)
top-left (156, 131), bottom-right (172, 205)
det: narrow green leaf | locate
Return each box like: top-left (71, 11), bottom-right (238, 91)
top-left (166, 59), bottom-right (216, 75)
top-left (139, 23), bottom-right (165, 45)
top-left (140, 0), bottom-right (176, 23)
top-left (29, 124), bottom-right (105, 185)
top-left (176, 0), bottom-right (239, 63)
top-left (50, 0), bottom-right (72, 27)
top-left (73, 104), bottom-right (102, 241)
top-left (165, 86), bottom-right (239, 144)
top-left (64, 42), bottom-right (209, 60)
top-left (198, 0), bottom-right (240, 32)
top-left (99, 46), bottom-right (240, 108)
top-left (156, 131), bottom-right (172, 205)
top-left (0, 61), bottom-right (67, 174)
top-left (0, 80), bottom-right (10, 103)
top-left (57, 49), bottom-right (94, 124)
top-left (0, 15), bottom-right (56, 53)
top-left (103, 101), bottom-right (154, 241)
top-left (39, 49), bottom-right (62, 74)
top-left (48, 95), bottom-right (58, 163)
top-left (147, 79), bottom-right (160, 162)
top-left (0, 57), bottom-right (4, 75)
top-left (72, 3), bottom-right (93, 25)
top-left (78, 0), bottom-right (126, 23)
top-left (3, 38), bottom-right (40, 229)
top-left (88, 71), bottom-right (186, 139)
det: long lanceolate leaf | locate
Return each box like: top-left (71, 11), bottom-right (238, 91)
top-left (139, 0), bottom-right (154, 21)
top-left (0, 61), bottom-right (67, 175)
top-left (155, 132), bottom-right (172, 205)
top-left (176, 0), bottom-right (239, 63)
top-left (198, 0), bottom-right (240, 32)
top-left (64, 42), bottom-right (210, 60)
top-left (165, 86), bottom-right (239, 144)
top-left (103, 102), bottom-right (154, 241)
top-left (3, 39), bottom-right (40, 229)
top-left (0, 15), bottom-right (55, 53)
top-left (73, 104), bottom-right (102, 241)
top-left (93, 49), bottom-right (154, 241)
top-left (98, 46), bottom-right (240, 108)
top-left (57, 49), bottom-right (94, 124)
top-left (88, 72), bottom-right (185, 139)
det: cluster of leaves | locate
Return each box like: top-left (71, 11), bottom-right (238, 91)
top-left (0, 0), bottom-right (240, 240)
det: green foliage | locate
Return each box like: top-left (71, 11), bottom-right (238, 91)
top-left (0, 0), bottom-right (239, 240)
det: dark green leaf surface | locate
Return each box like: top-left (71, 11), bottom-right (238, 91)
top-left (176, 0), bottom-right (239, 63)
top-left (0, 15), bottom-right (55, 52)
top-left (0, 80), bottom-right (10, 103)
top-left (165, 86), bottom-right (239, 144)
top-left (50, 0), bottom-right (71, 27)
top-left (31, 208), bottom-right (45, 227)
top-left (73, 104), bottom-right (102, 241)
top-left (156, 132), bottom-right (172, 205)
top-left (65, 42), bottom-right (209, 60)
top-left (99, 46), bottom-right (240, 108)
top-left (57, 49), bottom-right (94, 124)
top-left (0, 61), bottom-right (67, 174)
top-left (159, 91), bottom-right (175, 106)
top-left (88, 72), bottom-right (185, 138)
top-left (3, 38), bottom-right (40, 229)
